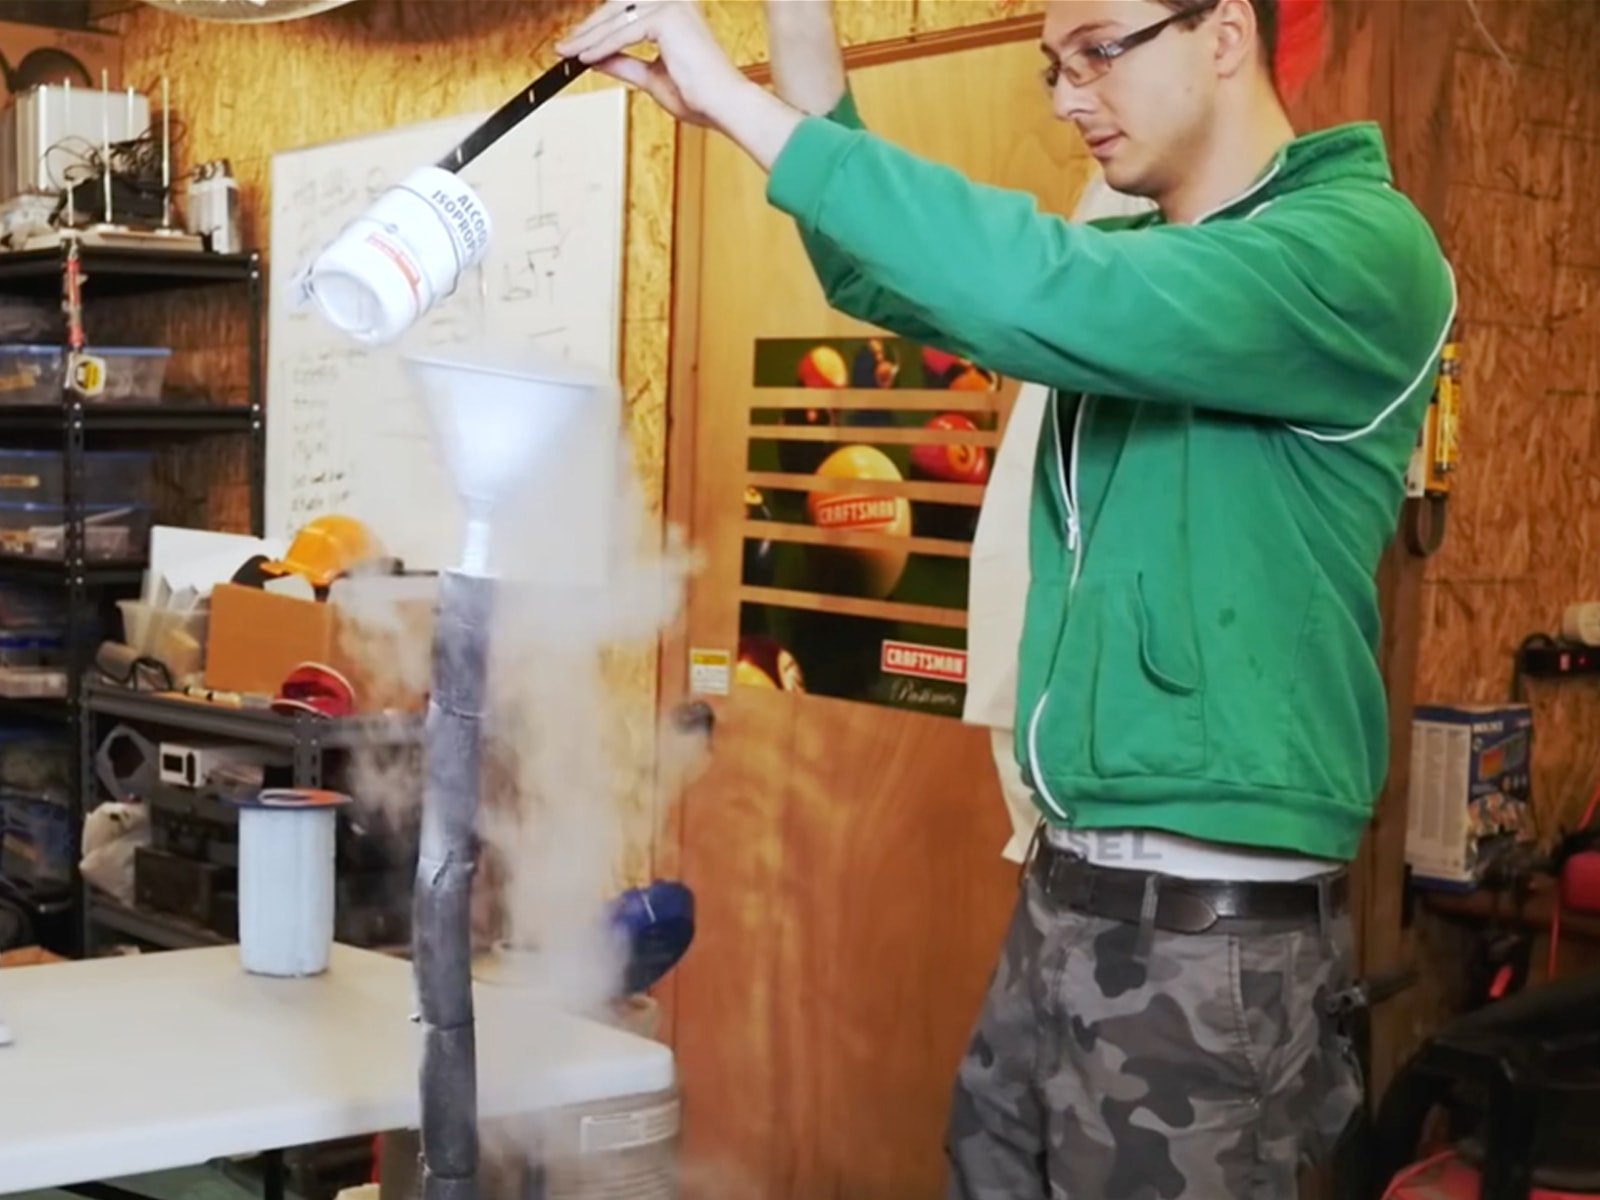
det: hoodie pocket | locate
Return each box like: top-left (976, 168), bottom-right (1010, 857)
top-left (1090, 573), bottom-right (1207, 778)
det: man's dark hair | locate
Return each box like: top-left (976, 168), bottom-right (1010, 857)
top-left (1160, 0), bottom-right (1283, 82)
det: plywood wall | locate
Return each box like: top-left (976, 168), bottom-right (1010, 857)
top-left (1416, 0), bottom-right (1600, 836)
top-left (109, 0), bottom-right (1034, 880)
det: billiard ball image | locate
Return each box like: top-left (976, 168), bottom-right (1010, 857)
top-left (804, 445), bottom-right (911, 598)
top-left (919, 346), bottom-right (999, 391)
top-left (910, 413), bottom-right (990, 485)
top-left (736, 634), bottom-right (805, 692)
top-left (921, 346), bottom-right (962, 383)
top-left (948, 364), bottom-right (1000, 391)
top-left (797, 344), bottom-right (848, 389)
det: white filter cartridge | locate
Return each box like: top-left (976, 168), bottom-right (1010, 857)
top-left (232, 789), bottom-right (351, 977)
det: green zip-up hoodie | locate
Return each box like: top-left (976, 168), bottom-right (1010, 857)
top-left (764, 93), bottom-right (1456, 862)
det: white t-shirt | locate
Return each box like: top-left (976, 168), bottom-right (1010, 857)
top-left (962, 171), bottom-right (1156, 862)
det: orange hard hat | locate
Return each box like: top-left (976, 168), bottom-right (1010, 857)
top-left (261, 515), bottom-right (384, 589)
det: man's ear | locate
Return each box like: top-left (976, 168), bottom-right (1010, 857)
top-left (1213, 0), bottom-right (1260, 80)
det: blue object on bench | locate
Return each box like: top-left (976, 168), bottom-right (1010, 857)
top-left (610, 880), bottom-right (694, 996)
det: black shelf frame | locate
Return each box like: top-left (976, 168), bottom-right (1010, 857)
top-left (0, 245), bottom-right (260, 294)
top-left (0, 244), bottom-right (266, 955)
top-left (88, 894), bottom-right (229, 951)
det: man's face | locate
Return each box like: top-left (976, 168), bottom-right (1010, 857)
top-left (1040, 0), bottom-right (1222, 198)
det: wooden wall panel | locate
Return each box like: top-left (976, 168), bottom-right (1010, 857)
top-left (1417, 0), bottom-right (1600, 844)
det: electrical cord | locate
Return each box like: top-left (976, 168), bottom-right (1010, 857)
top-left (42, 114), bottom-right (189, 219)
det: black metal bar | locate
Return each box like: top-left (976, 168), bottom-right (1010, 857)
top-left (436, 59), bottom-right (590, 173)
top-left (0, 246), bottom-right (259, 291)
top-left (293, 726), bottom-right (320, 789)
top-left (248, 253), bottom-right (265, 538)
top-left (263, 1150), bottom-right (286, 1200)
top-left (81, 680), bottom-right (420, 748)
top-left (90, 896), bottom-right (229, 950)
top-left (0, 404), bottom-right (259, 433)
top-left (65, 379), bottom-right (89, 959)
top-left (64, 1182), bottom-right (155, 1200)
top-left (76, 651), bottom-right (98, 955)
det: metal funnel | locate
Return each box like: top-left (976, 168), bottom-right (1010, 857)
top-left (404, 347), bottom-right (617, 578)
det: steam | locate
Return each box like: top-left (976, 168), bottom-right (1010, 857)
top-left (335, 353), bottom-right (706, 1188)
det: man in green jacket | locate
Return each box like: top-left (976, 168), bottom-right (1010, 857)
top-left (559, 0), bottom-right (1456, 1195)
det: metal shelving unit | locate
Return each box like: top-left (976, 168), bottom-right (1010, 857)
top-left (78, 681), bottom-right (423, 953)
top-left (82, 681), bottom-right (421, 778)
top-left (0, 243), bottom-right (265, 954)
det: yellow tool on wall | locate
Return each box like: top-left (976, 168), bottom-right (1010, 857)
top-left (1404, 340), bottom-right (1461, 556)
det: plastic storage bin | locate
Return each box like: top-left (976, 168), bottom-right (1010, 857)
top-left (0, 344), bottom-right (170, 405)
top-left (0, 449), bottom-right (154, 505)
top-left (0, 345), bottom-right (64, 406)
top-left (0, 630), bottom-right (62, 666)
top-left (0, 791), bottom-right (72, 889)
top-left (0, 730), bottom-right (71, 800)
top-left (77, 347), bottom-right (171, 404)
top-left (0, 501), bottom-right (152, 561)
top-left (0, 583), bottom-right (60, 629)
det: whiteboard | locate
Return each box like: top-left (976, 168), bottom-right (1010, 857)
top-left (264, 87), bottom-right (628, 572)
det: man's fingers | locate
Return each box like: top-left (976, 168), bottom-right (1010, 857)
top-left (566, 8), bottom-right (657, 65)
top-left (594, 53), bottom-right (652, 89)
top-left (595, 54), bottom-right (687, 118)
top-left (554, 0), bottom-right (635, 58)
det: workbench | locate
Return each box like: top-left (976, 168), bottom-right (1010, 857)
top-left (0, 944), bottom-right (676, 1196)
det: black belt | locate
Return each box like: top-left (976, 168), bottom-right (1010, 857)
top-left (1030, 836), bottom-right (1348, 934)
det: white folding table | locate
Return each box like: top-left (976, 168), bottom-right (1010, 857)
top-left (0, 943), bottom-right (676, 1197)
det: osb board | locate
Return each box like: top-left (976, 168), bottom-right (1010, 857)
top-left (112, 0), bottom-right (1019, 882)
top-left (1417, 0), bottom-right (1600, 842)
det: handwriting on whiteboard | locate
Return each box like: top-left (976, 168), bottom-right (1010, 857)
top-left (265, 90), bottom-right (626, 571)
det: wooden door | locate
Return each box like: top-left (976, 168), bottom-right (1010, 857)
top-left (661, 26), bottom-right (1099, 1199)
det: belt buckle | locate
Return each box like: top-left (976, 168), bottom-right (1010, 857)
top-left (1162, 885), bottom-right (1220, 935)
top-left (1047, 845), bottom-right (1093, 910)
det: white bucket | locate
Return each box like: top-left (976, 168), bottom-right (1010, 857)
top-left (233, 789), bottom-right (350, 977)
top-left (294, 165), bottom-right (493, 345)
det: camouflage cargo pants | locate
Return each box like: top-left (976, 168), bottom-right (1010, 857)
top-left (945, 867), bottom-right (1363, 1199)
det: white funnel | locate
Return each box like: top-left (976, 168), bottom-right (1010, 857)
top-left (404, 347), bottom-right (619, 580)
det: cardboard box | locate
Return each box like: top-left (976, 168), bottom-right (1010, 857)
top-left (204, 579), bottom-right (434, 715)
top-left (1406, 703), bottom-right (1535, 889)
top-left (0, 945), bottom-right (64, 968)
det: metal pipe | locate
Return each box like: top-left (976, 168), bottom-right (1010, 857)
top-left (414, 568), bottom-right (495, 1200)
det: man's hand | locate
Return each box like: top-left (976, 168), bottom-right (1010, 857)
top-left (556, 0), bottom-right (807, 172)
top-left (555, 0), bottom-right (749, 128)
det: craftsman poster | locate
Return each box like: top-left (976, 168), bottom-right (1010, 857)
top-left (737, 336), bottom-right (1003, 718)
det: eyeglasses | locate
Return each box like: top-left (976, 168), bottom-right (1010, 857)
top-left (1041, 0), bottom-right (1222, 89)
